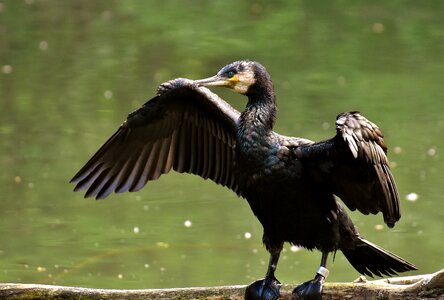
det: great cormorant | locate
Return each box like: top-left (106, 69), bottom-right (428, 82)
top-left (71, 60), bottom-right (416, 300)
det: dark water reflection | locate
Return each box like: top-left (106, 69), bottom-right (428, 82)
top-left (0, 0), bottom-right (443, 289)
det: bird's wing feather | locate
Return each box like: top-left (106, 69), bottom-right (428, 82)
top-left (70, 79), bottom-right (241, 199)
top-left (295, 111), bottom-right (400, 227)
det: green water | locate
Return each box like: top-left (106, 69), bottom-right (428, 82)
top-left (0, 0), bottom-right (443, 290)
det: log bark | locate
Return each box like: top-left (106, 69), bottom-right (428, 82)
top-left (1, 269), bottom-right (443, 300)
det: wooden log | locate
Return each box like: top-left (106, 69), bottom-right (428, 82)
top-left (1, 269), bottom-right (443, 300)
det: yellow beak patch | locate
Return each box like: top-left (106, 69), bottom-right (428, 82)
top-left (228, 75), bottom-right (240, 84)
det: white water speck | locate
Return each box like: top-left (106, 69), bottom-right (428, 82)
top-left (37, 266), bottom-right (46, 272)
top-left (290, 245), bottom-right (301, 252)
top-left (104, 90), bottom-right (113, 99)
top-left (2, 65), bottom-right (12, 74)
top-left (39, 40), bottom-right (48, 51)
top-left (184, 220), bottom-right (192, 228)
top-left (406, 193), bottom-right (418, 202)
top-left (244, 232), bottom-right (252, 239)
top-left (427, 147), bottom-right (437, 157)
top-left (374, 224), bottom-right (384, 231)
top-left (156, 242), bottom-right (169, 248)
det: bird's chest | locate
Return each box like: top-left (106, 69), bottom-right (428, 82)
top-left (235, 131), bottom-right (290, 183)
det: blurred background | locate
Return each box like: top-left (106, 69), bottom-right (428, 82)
top-left (0, 0), bottom-right (443, 290)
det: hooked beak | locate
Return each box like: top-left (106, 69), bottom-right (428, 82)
top-left (194, 75), bottom-right (233, 88)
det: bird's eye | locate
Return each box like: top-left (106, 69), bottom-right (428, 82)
top-left (227, 70), bottom-right (235, 78)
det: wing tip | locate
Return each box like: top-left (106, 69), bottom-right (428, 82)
top-left (70, 172), bottom-right (85, 185)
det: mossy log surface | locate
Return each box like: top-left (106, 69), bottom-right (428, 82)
top-left (1, 269), bottom-right (443, 300)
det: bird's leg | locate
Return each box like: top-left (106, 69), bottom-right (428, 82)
top-left (293, 252), bottom-right (329, 300)
top-left (245, 241), bottom-right (283, 300)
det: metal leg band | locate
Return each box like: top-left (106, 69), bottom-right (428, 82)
top-left (316, 266), bottom-right (329, 278)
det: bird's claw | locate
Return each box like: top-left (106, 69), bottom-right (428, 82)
top-left (156, 78), bottom-right (196, 96)
top-left (292, 274), bottom-right (325, 300)
top-left (245, 277), bottom-right (281, 300)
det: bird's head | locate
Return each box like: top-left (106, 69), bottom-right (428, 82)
top-left (195, 60), bottom-right (270, 95)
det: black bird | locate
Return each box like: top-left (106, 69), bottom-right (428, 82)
top-left (71, 60), bottom-right (416, 300)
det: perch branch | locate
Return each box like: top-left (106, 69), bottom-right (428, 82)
top-left (1, 269), bottom-right (443, 299)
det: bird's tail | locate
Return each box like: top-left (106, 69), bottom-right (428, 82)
top-left (341, 238), bottom-right (417, 277)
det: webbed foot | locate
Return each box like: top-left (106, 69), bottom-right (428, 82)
top-left (292, 274), bottom-right (324, 300)
top-left (245, 277), bottom-right (281, 300)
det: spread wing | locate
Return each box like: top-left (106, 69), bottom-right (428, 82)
top-left (296, 111), bottom-right (400, 227)
top-left (70, 79), bottom-right (241, 199)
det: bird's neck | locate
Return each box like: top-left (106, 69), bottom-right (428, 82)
top-left (237, 88), bottom-right (277, 153)
top-left (242, 86), bottom-right (277, 132)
